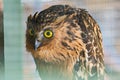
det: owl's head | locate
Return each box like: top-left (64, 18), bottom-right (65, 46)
top-left (26, 13), bottom-right (67, 53)
top-left (26, 5), bottom-right (74, 51)
top-left (26, 5), bottom-right (83, 62)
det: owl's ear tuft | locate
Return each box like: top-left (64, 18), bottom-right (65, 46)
top-left (27, 14), bottom-right (33, 22)
top-left (27, 12), bottom-right (38, 24)
top-left (33, 12), bottom-right (38, 20)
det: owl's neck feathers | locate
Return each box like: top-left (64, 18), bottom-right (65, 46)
top-left (33, 42), bottom-right (75, 80)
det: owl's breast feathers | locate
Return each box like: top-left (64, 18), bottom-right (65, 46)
top-left (26, 5), bottom-right (104, 80)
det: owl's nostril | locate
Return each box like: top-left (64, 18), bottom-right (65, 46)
top-left (37, 39), bottom-right (41, 42)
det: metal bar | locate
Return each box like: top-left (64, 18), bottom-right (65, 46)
top-left (3, 0), bottom-right (23, 80)
top-left (0, 9), bottom-right (4, 80)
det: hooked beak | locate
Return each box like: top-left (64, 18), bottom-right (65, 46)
top-left (35, 38), bottom-right (42, 50)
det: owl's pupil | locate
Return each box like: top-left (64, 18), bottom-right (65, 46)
top-left (31, 30), bottom-right (34, 34)
top-left (46, 32), bottom-right (50, 35)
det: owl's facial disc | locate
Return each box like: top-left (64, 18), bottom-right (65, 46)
top-left (35, 29), bottom-right (54, 50)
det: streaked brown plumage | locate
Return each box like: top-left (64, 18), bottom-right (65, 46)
top-left (26, 5), bottom-right (104, 80)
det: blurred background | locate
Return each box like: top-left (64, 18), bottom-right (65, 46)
top-left (1, 0), bottom-right (120, 80)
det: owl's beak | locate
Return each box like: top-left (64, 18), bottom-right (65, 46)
top-left (35, 39), bottom-right (42, 50)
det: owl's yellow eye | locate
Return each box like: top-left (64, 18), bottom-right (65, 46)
top-left (29, 28), bottom-right (34, 36)
top-left (43, 30), bottom-right (53, 38)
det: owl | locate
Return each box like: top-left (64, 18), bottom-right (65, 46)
top-left (26, 5), bottom-right (104, 80)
